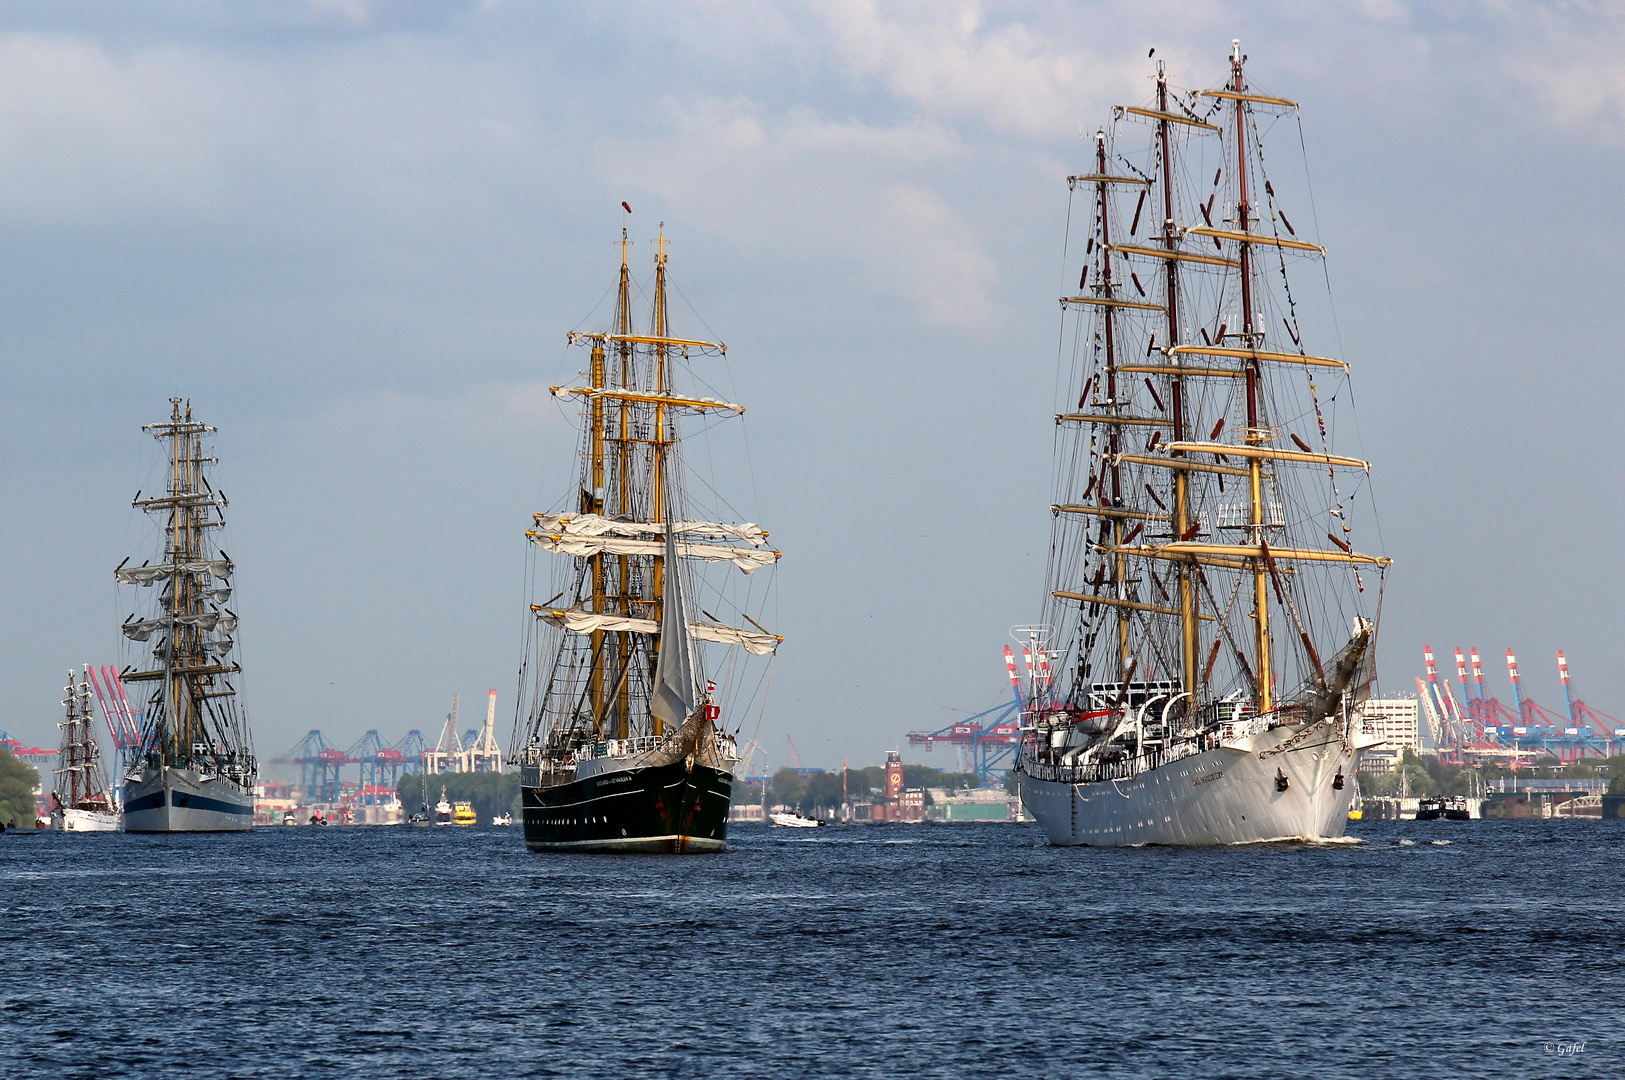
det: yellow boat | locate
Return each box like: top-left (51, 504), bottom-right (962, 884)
top-left (452, 801), bottom-right (477, 826)
top-left (1347, 806), bottom-right (1363, 821)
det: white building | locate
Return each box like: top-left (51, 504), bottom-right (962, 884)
top-left (1359, 697), bottom-right (1421, 774)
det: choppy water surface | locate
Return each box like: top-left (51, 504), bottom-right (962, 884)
top-left (1, 819), bottom-right (1618, 1079)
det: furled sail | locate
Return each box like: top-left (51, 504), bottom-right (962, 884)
top-left (115, 559), bottom-right (232, 585)
top-left (649, 529), bottom-right (697, 730)
top-left (537, 608), bottom-right (782, 655)
top-left (532, 513), bottom-right (767, 546)
top-left (528, 531), bottom-right (779, 573)
top-left (121, 612), bottom-right (238, 641)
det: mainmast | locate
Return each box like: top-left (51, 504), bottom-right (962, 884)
top-left (650, 225), bottom-right (671, 736)
top-left (1156, 62), bottom-right (1200, 712)
top-left (1094, 133), bottom-right (1130, 681)
top-left (1229, 40), bottom-right (1272, 713)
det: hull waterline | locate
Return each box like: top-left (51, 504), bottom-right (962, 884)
top-left (522, 759), bottom-right (731, 853)
top-left (52, 807), bottom-right (121, 832)
top-left (123, 766), bottom-right (254, 833)
top-left (1019, 724), bottom-right (1358, 847)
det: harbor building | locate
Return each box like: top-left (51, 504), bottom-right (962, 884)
top-left (1358, 697), bottom-right (1421, 773)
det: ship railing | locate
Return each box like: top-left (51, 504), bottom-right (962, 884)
top-left (1217, 716), bottom-right (1271, 744)
top-left (1023, 738), bottom-right (1206, 785)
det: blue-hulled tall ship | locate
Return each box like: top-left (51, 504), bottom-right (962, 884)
top-left (118, 400), bottom-right (256, 833)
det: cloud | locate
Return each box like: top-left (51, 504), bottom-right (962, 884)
top-left (817, 0), bottom-right (1137, 138)
top-left (598, 97), bottom-right (1000, 329)
top-left (1483, 2), bottom-right (1625, 143)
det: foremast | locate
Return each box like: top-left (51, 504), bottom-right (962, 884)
top-left (1052, 43), bottom-right (1387, 730)
top-left (118, 399), bottom-right (253, 786)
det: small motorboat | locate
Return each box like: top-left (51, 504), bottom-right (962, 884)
top-left (1415, 795), bottom-right (1472, 821)
top-left (769, 811), bottom-right (823, 828)
top-left (490, 813), bottom-right (512, 826)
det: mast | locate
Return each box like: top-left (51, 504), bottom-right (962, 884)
top-left (121, 399), bottom-right (249, 779)
top-left (1230, 40), bottom-right (1272, 712)
top-left (1094, 132), bottom-right (1130, 680)
top-left (54, 672), bottom-right (101, 807)
top-left (650, 224), bottom-right (671, 736)
top-left (1155, 62), bottom-right (1200, 711)
top-left (614, 225), bottom-right (634, 740)
top-left (523, 222), bottom-right (782, 764)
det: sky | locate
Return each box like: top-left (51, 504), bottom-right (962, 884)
top-left (3, 0), bottom-right (1624, 770)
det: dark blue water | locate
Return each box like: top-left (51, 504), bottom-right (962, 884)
top-left (1, 819), bottom-right (1618, 1079)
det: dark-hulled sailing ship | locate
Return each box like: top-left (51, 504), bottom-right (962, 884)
top-left (118, 400), bottom-right (256, 833)
top-left (512, 222), bottom-right (782, 853)
top-left (1013, 43), bottom-right (1390, 845)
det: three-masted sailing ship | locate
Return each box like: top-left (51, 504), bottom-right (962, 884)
top-left (1014, 43), bottom-right (1389, 845)
top-left (512, 223), bottom-right (781, 853)
top-left (51, 669), bottom-right (121, 832)
top-left (118, 399), bottom-right (256, 833)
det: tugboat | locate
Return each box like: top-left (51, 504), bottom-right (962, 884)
top-left (1415, 795), bottom-right (1472, 821)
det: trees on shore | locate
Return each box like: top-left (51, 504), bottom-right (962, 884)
top-left (0, 748), bottom-right (39, 827)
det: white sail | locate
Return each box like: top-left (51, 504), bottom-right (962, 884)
top-left (537, 608), bottom-right (781, 656)
top-left (532, 513), bottom-right (767, 546)
top-left (115, 559), bottom-right (232, 585)
top-left (528, 531), bottom-right (778, 573)
top-left (121, 612), bottom-right (238, 641)
top-left (649, 529), bottom-right (697, 730)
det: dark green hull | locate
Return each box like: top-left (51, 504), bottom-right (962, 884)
top-left (521, 759), bottom-right (732, 853)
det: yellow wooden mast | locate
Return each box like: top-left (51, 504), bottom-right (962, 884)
top-left (649, 224), bottom-right (671, 736)
top-left (1153, 62), bottom-right (1201, 713)
top-left (1230, 41), bottom-right (1273, 713)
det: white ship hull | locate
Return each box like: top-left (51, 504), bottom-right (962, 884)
top-left (769, 811), bottom-right (822, 828)
top-left (52, 807), bottom-right (122, 832)
top-left (123, 766), bottom-right (254, 833)
top-left (1019, 722), bottom-right (1358, 847)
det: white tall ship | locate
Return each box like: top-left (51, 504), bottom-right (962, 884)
top-left (51, 669), bottom-right (121, 832)
top-left (118, 399), bottom-right (256, 833)
top-left (1014, 44), bottom-right (1389, 846)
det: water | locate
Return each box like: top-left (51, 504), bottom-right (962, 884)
top-left (1, 819), bottom-right (1618, 1079)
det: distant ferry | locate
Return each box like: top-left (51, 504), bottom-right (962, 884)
top-left (1415, 795), bottom-right (1472, 821)
top-left (452, 801), bottom-right (476, 826)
